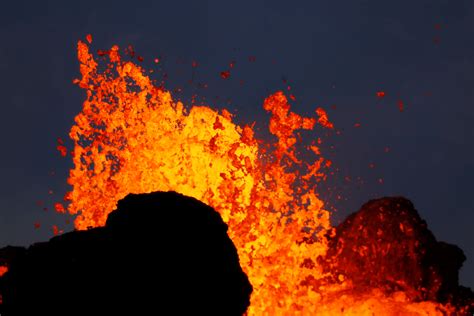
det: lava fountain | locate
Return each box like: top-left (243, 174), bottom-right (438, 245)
top-left (61, 36), bottom-right (465, 315)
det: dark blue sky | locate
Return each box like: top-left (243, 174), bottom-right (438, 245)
top-left (0, 0), bottom-right (472, 288)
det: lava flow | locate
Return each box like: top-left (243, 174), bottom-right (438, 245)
top-left (62, 36), bottom-right (464, 315)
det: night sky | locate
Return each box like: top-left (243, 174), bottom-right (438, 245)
top-left (1, 1), bottom-right (473, 288)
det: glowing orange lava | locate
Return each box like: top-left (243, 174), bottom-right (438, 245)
top-left (64, 37), bottom-right (460, 315)
top-left (0, 266), bottom-right (7, 277)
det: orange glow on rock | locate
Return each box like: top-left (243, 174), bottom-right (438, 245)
top-left (62, 38), bottom-right (461, 315)
top-left (0, 266), bottom-right (8, 305)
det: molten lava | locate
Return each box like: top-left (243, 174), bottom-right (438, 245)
top-left (0, 266), bottom-right (7, 278)
top-left (63, 37), bottom-right (464, 315)
top-left (0, 265), bottom-right (7, 304)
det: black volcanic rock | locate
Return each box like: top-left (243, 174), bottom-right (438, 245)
top-left (323, 197), bottom-right (473, 309)
top-left (0, 191), bottom-right (252, 315)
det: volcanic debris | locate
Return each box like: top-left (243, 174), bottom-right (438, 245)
top-left (322, 196), bottom-right (473, 311)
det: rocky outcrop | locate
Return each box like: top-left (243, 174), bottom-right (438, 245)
top-left (322, 197), bottom-right (473, 310)
top-left (0, 191), bottom-right (252, 315)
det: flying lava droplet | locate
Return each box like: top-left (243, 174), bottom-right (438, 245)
top-left (220, 70), bottom-right (230, 79)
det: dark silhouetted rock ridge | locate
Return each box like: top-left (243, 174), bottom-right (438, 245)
top-left (0, 191), bottom-right (252, 315)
